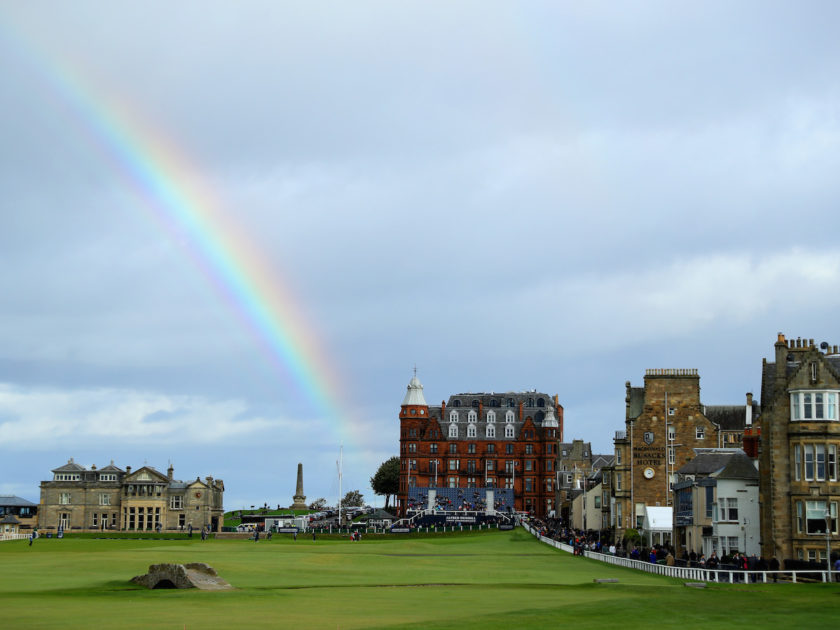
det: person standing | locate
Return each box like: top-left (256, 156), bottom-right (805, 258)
top-left (708, 551), bottom-right (719, 581)
top-left (769, 556), bottom-right (780, 582)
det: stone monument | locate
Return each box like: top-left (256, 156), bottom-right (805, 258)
top-left (290, 462), bottom-right (307, 509)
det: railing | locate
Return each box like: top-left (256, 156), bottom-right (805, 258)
top-left (645, 368), bottom-right (698, 377)
top-left (524, 525), bottom-right (837, 584)
top-left (0, 533), bottom-right (30, 542)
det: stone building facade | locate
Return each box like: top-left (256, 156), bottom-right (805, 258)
top-left (0, 496), bottom-right (38, 534)
top-left (609, 369), bottom-right (753, 540)
top-left (555, 440), bottom-right (611, 525)
top-left (673, 449), bottom-right (760, 557)
top-left (759, 334), bottom-right (840, 564)
top-left (397, 374), bottom-right (562, 518)
top-left (39, 459), bottom-right (224, 533)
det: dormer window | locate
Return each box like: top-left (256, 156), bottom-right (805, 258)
top-left (487, 410), bottom-right (496, 423)
top-left (486, 425), bottom-right (496, 438)
top-left (504, 424), bottom-right (514, 438)
top-left (450, 410), bottom-right (459, 423)
top-left (468, 410), bottom-right (477, 423)
top-left (505, 411), bottom-right (514, 423)
top-left (448, 424), bottom-right (458, 438)
top-left (791, 391), bottom-right (838, 421)
top-left (467, 424), bottom-right (476, 438)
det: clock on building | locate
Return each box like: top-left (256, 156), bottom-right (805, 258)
top-left (643, 467), bottom-right (655, 479)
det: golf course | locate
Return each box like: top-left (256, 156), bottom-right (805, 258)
top-left (1, 528), bottom-right (836, 629)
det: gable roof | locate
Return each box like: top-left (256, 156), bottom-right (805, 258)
top-left (51, 459), bottom-right (86, 473)
top-left (713, 453), bottom-right (759, 480)
top-left (762, 351), bottom-right (840, 408)
top-left (124, 466), bottom-right (169, 483)
top-left (591, 454), bottom-right (614, 470)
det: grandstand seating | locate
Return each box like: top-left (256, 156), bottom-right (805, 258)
top-left (405, 487), bottom-right (514, 514)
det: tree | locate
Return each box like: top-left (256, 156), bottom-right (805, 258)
top-left (308, 498), bottom-right (327, 510)
top-left (370, 456), bottom-right (400, 510)
top-left (623, 528), bottom-right (641, 548)
top-left (341, 490), bottom-right (364, 508)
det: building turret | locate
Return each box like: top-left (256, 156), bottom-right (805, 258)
top-left (400, 372), bottom-right (429, 420)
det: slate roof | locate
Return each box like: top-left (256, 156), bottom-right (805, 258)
top-left (0, 495), bottom-right (37, 507)
top-left (0, 514), bottom-right (21, 524)
top-left (559, 442), bottom-right (591, 456)
top-left (427, 390), bottom-right (559, 438)
top-left (677, 450), bottom-right (756, 479)
top-left (591, 454), bottom-right (614, 470)
top-left (51, 459), bottom-right (86, 473)
top-left (714, 453), bottom-right (759, 480)
top-left (762, 354), bottom-right (840, 407)
top-left (703, 404), bottom-right (759, 431)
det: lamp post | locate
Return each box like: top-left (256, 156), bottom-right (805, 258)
top-left (826, 508), bottom-right (832, 580)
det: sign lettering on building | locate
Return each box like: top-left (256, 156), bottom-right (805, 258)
top-left (633, 446), bottom-right (665, 466)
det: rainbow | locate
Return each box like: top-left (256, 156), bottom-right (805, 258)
top-left (0, 17), bottom-right (357, 446)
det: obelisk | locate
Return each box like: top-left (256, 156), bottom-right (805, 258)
top-left (291, 462), bottom-right (307, 509)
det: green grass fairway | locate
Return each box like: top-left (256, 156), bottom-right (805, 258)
top-left (1, 529), bottom-right (837, 629)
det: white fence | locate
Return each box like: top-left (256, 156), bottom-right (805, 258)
top-left (0, 533), bottom-right (30, 542)
top-left (524, 525), bottom-right (836, 584)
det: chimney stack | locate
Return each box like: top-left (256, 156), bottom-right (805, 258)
top-left (775, 333), bottom-right (788, 386)
top-left (746, 392), bottom-right (753, 426)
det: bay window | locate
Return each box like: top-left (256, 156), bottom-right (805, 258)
top-left (791, 391), bottom-right (838, 421)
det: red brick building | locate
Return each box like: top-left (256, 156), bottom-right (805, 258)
top-left (397, 374), bottom-right (563, 518)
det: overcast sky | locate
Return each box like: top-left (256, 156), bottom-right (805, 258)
top-left (2, 2), bottom-right (840, 511)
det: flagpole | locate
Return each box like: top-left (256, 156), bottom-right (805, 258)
top-left (337, 445), bottom-right (343, 527)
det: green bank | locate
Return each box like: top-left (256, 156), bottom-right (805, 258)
top-left (0, 529), bottom-right (835, 629)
